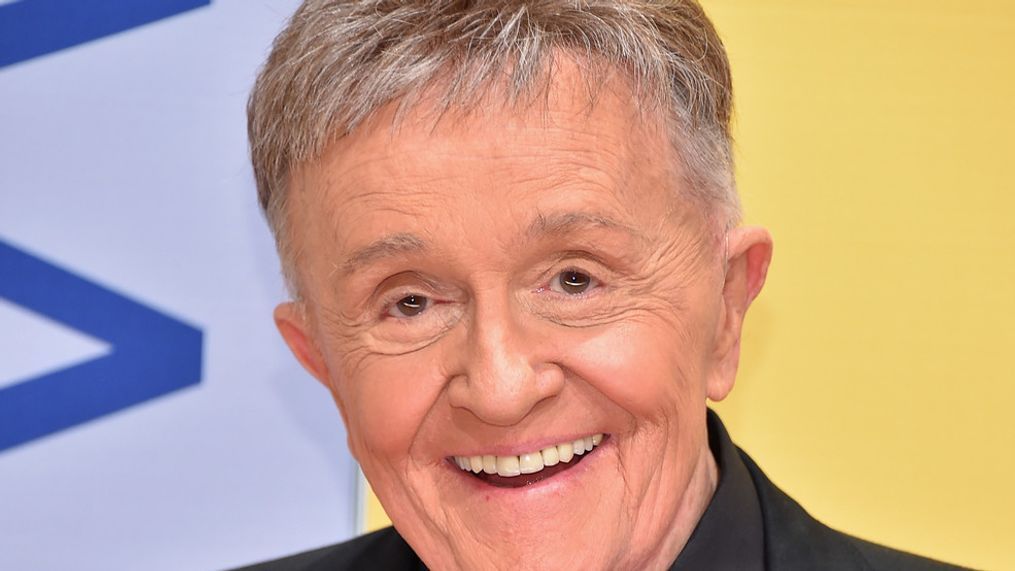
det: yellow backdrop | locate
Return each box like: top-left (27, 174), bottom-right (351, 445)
top-left (364, 2), bottom-right (1015, 569)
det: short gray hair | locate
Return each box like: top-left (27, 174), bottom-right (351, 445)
top-left (248, 0), bottom-right (739, 292)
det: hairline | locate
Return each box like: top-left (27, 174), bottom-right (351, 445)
top-left (270, 56), bottom-right (737, 299)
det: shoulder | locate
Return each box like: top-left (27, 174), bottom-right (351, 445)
top-left (229, 527), bottom-right (420, 571)
top-left (736, 448), bottom-right (974, 571)
top-left (845, 535), bottom-right (976, 571)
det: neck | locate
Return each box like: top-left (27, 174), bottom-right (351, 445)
top-left (636, 442), bottom-right (720, 571)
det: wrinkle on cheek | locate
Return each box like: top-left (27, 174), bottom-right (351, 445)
top-left (608, 414), bottom-right (676, 569)
top-left (622, 231), bottom-right (722, 335)
top-left (540, 303), bottom-right (694, 357)
top-left (315, 304), bottom-right (375, 374)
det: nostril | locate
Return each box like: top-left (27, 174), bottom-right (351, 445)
top-left (446, 378), bottom-right (550, 427)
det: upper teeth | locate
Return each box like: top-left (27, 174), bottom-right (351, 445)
top-left (452, 433), bottom-right (604, 478)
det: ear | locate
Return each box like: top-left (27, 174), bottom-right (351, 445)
top-left (275, 302), bottom-right (359, 457)
top-left (274, 302), bottom-right (331, 389)
top-left (707, 225), bottom-right (773, 402)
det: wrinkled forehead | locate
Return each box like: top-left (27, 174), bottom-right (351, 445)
top-left (290, 61), bottom-right (683, 232)
top-left (279, 61), bottom-right (725, 304)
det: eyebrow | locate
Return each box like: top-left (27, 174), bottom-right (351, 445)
top-left (526, 211), bottom-right (643, 242)
top-left (341, 232), bottom-right (427, 273)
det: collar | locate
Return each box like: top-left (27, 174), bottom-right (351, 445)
top-left (669, 409), bottom-right (766, 571)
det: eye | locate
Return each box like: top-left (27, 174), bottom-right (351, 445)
top-left (550, 269), bottom-right (597, 295)
top-left (387, 294), bottom-right (430, 318)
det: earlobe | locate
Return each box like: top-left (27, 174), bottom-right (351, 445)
top-left (707, 226), bottom-right (773, 402)
top-left (274, 302), bottom-right (331, 388)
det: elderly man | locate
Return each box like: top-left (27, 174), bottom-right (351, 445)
top-left (238, 1), bottom-right (968, 570)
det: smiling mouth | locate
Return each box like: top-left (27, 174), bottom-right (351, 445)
top-left (450, 433), bottom-right (606, 488)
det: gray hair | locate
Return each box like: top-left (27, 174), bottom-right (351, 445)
top-left (248, 0), bottom-right (740, 293)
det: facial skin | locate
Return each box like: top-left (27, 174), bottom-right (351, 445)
top-left (274, 61), bottom-right (772, 571)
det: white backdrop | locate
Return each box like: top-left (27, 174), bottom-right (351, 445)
top-left (0, 2), bottom-right (360, 569)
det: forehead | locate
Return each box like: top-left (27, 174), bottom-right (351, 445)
top-left (290, 62), bottom-right (684, 262)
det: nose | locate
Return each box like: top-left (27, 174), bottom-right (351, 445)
top-left (447, 298), bottom-right (565, 426)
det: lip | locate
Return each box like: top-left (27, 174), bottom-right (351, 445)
top-left (446, 435), bottom-right (612, 494)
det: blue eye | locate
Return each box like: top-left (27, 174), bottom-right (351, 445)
top-left (388, 294), bottom-right (429, 317)
top-left (551, 270), bottom-right (596, 295)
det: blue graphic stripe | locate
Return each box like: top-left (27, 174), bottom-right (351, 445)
top-left (0, 241), bottom-right (174, 348)
top-left (0, 0), bottom-right (211, 68)
top-left (0, 240), bottom-right (203, 451)
top-left (0, 350), bottom-right (201, 451)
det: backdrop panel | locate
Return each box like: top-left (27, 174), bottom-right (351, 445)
top-left (0, 2), bottom-right (359, 570)
top-left (713, 1), bottom-right (1013, 569)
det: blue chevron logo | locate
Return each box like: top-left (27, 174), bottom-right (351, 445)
top-left (0, 0), bottom-right (211, 69)
top-left (0, 240), bottom-right (203, 452)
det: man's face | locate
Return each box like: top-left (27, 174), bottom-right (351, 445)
top-left (277, 65), bottom-right (765, 570)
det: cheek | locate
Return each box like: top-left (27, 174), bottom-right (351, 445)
top-left (333, 352), bottom-right (445, 464)
top-left (561, 318), bottom-right (707, 417)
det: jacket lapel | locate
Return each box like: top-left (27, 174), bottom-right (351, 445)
top-left (738, 449), bottom-right (873, 571)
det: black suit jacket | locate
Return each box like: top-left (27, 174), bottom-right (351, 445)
top-left (234, 446), bottom-right (973, 571)
top-left (737, 450), bottom-right (971, 570)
